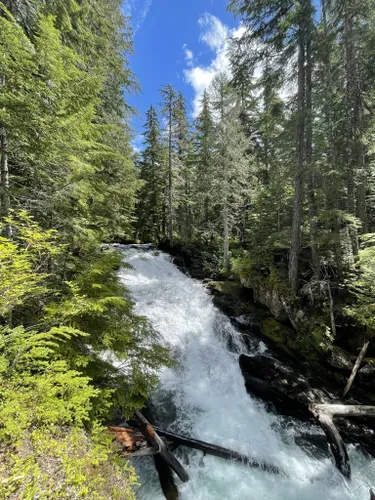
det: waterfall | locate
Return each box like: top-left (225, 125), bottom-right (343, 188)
top-left (120, 248), bottom-right (374, 500)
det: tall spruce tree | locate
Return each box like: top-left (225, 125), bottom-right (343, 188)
top-left (137, 105), bottom-right (166, 242)
top-left (160, 84), bottom-right (178, 247)
top-left (210, 72), bottom-right (251, 271)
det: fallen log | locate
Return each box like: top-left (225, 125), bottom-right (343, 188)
top-left (343, 341), bottom-right (370, 398)
top-left (154, 426), bottom-right (281, 475)
top-left (110, 424), bottom-right (282, 475)
top-left (129, 411), bottom-right (189, 483)
top-left (309, 404), bottom-right (375, 479)
top-left (154, 454), bottom-right (180, 500)
top-left (108, 426), bottom-right (163, 456)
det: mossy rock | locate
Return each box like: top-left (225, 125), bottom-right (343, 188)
top-left (206, 280), bottom-right (242, 295)
top-left (261, 318), bottom-right (286, 343)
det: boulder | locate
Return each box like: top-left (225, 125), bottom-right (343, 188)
top-left (253, 282), bottom-right (289, 322)
top-left (326, 346), bottom-right (354, 371)
top-left (239, 353), bottom-right (375, 456)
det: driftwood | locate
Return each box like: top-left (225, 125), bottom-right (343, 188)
top-left (154, 454), bottom-right (180, 500)
top-left (110, 423), bottom-right (282, 475)
top-left (343, 341), bottom-right (370, 398)
top-left (129, 411), bottom-right (189, 483)
top-left (153, 426), bottom-right (282, 475)
top-left (310, 404), bottom-right (375, 479)
top-left (108, 427), bottom-right (161, 456)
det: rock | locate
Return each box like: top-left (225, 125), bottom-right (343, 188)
top-left (232, 315), bottom-right (262, 335)
top-left (359, 363), bottom-right (375, 377)
top-left (253, 282), bottom-right (289, 322)
top-left (326, 346), bottom-right (354, 371)
top-left (238, 353), bottom-right (375, 457)
top-left (239, 354), bottom-right (328, 410)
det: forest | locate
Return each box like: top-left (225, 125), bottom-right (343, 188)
top-left (1, 0), bottom-right (375, 498)
top-left (136, 0), bottom-right (375, 357)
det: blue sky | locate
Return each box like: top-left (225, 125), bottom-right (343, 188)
top-left (122, 0), bottom-right (243, 151)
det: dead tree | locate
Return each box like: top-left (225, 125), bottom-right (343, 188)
top-left (129, 411), bottom-right (189, 483)
top-left (154, 454), bottom-right (180, 500)
top-left (109, 424), bottom-right (282, 475)
top-left (343, 341), bottom-right (370, 398)
top-left (153, 426), bottom-right (281, 475)
top-left (310, 404), bottom-right (375, 479)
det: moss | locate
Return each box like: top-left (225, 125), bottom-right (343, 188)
top-left (363, 358), bottom-right (375, 365)
top-left (261, 318), bottom-right (285, 343)
top-left (206, 280), bottom-right (242, 295)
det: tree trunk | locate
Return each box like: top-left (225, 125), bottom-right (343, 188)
top-left (168, 100), bottom-right (174, 248)
top-left (309, 404), bottom-right (350, 478)
top-left (1, 73), bottom-right (11, 237)
top-left (154, 426), bottom-right (282, 475)
top-left (305, 2), bottom-right (319, 278)
top-left (343, 341), bottom-right (370, 398)
top-left (154, 454), bottom-right (180, 500)
top-left (310, 403), bottom-right (375, 478)
top-left (129, 411), bottom-right (189, 483)
top-left (289, 25), bottom-right (306, 292)
top-left (223, 203), bottom-right (229, 271)
top-left (110, 424), bottom-right (282, 475)
top-left (327, 280), bottom-right (337, 338)
top-left (0, 127), bottom-right (11, 237)
top-left (344, 10), bottom-right (365, 230)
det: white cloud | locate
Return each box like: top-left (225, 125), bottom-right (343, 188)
top-left (183, 44), bottom-right (194, 68)
top-left (122, 0), bottom-right (152, 33)
top-left (184, 14), bottom-right (245, 117)
top-left (199, 13), bottom-right (229, 51)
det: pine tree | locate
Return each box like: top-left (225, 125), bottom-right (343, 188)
top-left (137, 105), bottom-right (166, 242)
top-left (175, 92), bottom-right (193, 243)
top-left (160, 84), bottom-right (178, 247)
top-left (193, 90), bottom-right (215, 235)
top-left (209, 72), bottom-right (251, 271)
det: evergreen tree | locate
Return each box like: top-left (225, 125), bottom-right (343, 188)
top-left (160, 84), bottom-right (178, 247)
top-left (209, 72), bottom-right (251, 270)
top-left (137, 105), bottom-right (166, 242)
top-left (193, 90), bottom-right (215, 235)
top-left (175, 92), bottom-right (194, 243)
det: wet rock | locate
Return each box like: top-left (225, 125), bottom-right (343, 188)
top-left (239, 354), bottom-right (329, 410)
top-left (238, 353), bottom-right (375, 456)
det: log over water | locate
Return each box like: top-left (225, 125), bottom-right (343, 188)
top-left (130, 411), bottom-right (189, 483)
top-left (310, 404), bottom-right (375, 479)
top-left (153, 426), bottom-right (282, 475)
top-left (111, 423), bottom-right (282, 475)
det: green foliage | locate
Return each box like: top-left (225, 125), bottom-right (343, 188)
top-left (0, 427), bottom-right (138, 499)
top-left (296, 323), bottom-right (335, 357)
top-left (0, 215), bottom-right (153, 497)
top-left (345, 237), bottom-right (375, 335)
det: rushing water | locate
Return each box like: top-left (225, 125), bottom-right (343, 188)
top-left (120, 248), bottom-right (374, 500)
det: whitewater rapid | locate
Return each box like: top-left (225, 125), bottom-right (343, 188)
top-left (120, 248), bottom-right (374, 500)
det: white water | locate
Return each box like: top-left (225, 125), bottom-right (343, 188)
top-left (120, 248), bottom-right (374, 500)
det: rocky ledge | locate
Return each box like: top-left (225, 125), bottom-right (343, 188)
top-left (205, 280), bottom-right (375, 458)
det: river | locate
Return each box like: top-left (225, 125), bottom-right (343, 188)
top-left (120, 247), bottom-right (374, 500)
